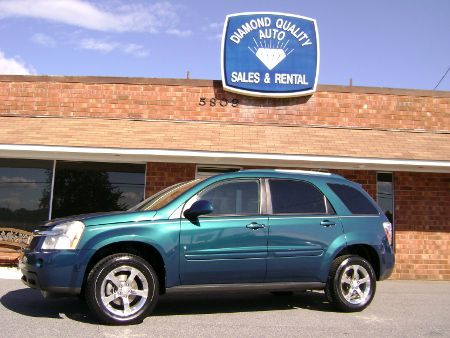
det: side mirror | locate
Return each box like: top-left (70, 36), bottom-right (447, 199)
top-left (183, 200), bottom-right (213, 220)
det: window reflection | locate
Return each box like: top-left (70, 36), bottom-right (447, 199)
top-left (0, 159), bottom-right (52, 231)
top-left (199, 180), bottom-right (260, 215)
top-left (0, 159), bottom-right (146, 228)
top-left (50, 161), bottom-right (145, 219)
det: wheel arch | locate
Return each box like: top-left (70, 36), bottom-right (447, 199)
top-left (334, 244), bottom-right (381, 280)
top-left (81, 241), bottom-right (167, 295)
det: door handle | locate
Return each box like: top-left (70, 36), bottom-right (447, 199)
top-left (321, 220), bottom-right (336, 227)
top-left (246, 222), bottom-right (265, 230)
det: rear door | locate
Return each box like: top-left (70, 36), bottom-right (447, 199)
top-left (266, 179), bottom-right (344, 282)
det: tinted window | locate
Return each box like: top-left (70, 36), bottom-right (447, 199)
top-left (328, 183), bottom-right (379, 215)
top-left (269, 179), bottom-right (327, 214)
top-left (199, 180), bottom-right (259, 215)
top-left (0, 159), bottom-right (52, 231)
top-left (51, 161), bottom-right (145, 218)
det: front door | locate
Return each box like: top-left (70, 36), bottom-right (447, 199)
top-left (180, 179), bottom-right (268, 284)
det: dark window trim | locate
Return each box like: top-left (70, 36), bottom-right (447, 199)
top-left (325, 196), bottom-right (337, 215)
top-left (266, 178), bottom-right (335, 216)
top-left (199, 213), bottom-right (265, 219)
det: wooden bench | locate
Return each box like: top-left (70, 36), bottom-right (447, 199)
top-left (0, 228), bottom-right (32, 266)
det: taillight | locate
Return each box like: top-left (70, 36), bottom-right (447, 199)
top-left (382, 221), bottom-right (393, 246)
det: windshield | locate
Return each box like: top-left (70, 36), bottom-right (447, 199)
top-left (129, 179), bottom-right (203, 212)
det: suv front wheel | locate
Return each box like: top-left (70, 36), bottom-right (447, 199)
top-left (326, 255), bottom-right (376, 312)
top-left (85, 253), bottom-right (159, 325)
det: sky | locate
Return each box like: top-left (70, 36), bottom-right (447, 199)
top-left (0, 0), bottom-right (449, 91)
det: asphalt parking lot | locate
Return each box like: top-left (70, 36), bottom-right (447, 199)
top-left (0, 275), bottom-right (449, 338)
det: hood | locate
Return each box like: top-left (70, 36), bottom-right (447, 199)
top-left (42, 210), bottom-right (157, 227)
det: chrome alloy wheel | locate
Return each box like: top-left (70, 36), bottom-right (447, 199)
top-left (100, 265), bottom-right (149, 317)
top-left (339, 264), bottom-right (371, 305)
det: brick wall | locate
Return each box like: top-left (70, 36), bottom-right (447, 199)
top-left (1, 76), bottom-right (449, 280)
top-left (145, 162), bottom-right (196, 197)
top-left (393, 231), bottom-right (450, 280)
top-left (0, 76), bottom-right (449, 132)
top-left (391, 172), bottom-right (450, 280)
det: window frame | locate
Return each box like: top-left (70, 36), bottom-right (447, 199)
top-left (182, 178), bottom-right (265, 218)
top-left (266, 178), bottom-right (335, 216)
top-left (376, 171), bottom-right (394, 223)
top-left (376, 171), bottom-right (395, 250)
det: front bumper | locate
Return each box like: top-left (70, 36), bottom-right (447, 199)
top-left (19, 249), bottom-right (86, 295)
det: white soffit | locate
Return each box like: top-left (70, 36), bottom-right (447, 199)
top-left (0, 144), bottom-right (450, 173)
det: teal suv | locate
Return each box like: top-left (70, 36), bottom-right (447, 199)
top-left (20, 170), bottom-right (394, 325)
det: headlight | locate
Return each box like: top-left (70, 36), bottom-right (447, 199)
top-left (41, 221), bottom-right (85, 250)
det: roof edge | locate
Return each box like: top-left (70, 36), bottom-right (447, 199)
top-left (0, 75), bottom-right (448, 98)
top-left (1, 144), bottom-right (450, 173)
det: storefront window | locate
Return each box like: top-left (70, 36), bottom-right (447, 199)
top-left (377, 172), bottom-right (394, 223)
top-left (50, 161), bottom-right (145, 219)
top-left (0, 159), bottom-right (53, 231)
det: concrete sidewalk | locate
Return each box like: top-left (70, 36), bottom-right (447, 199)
top-left (0, 267), bottom-right (21, 280)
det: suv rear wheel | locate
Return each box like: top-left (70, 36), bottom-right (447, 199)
top-left (325, 255), bottom-right (376, 312)
top-left (85, 253), bottom-right (159, 325)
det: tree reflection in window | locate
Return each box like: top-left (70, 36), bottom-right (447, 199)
top-left (43, 161), bottom-right (145, 219)
top-left (41, 169), bottom-right (125, 218)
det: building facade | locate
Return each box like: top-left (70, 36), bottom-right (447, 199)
top-left (0, 75), bottom-right (449, 279)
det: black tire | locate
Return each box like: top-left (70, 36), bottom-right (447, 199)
top-left (325, 255), bottom-right (376, 312)
top-left (85, 253), bottom-right (159, 325)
